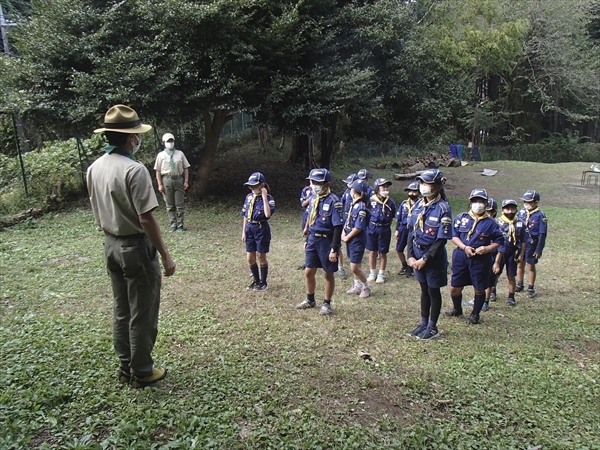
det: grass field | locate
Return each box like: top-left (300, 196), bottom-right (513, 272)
top-left (1, 148), bottom-right (599, 449)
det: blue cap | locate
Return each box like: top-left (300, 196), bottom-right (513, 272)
top-left (416, 169), bottom-right (444, 185)
top-left (307, 168), bottom-right (332, 183)
top-left (520, 190), bottom-right (540, 202)
top-left (344, 173), bottom-right (357, 185)
top-left (357, 169), bottom-right (370, 180)
top-left (486, 198), bottom-right (498, 211)
top-left (469, 188), bottom-right (488, 201)
top-left (244, 172), bottom-right (266, 186)
top-left (404, 181), bottom-right (420, 192)
top-left (502, 199), bottom-right (518, 208)
top-left (351, 179), bottom-right (368, 194)
top-left (373, 178), bottom-right (392, 189)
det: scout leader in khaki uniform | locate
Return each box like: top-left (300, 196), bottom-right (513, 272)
top-left (87, 104), bottom-right (176, 388)
top-left (154, 133), bottom-right (191, 232)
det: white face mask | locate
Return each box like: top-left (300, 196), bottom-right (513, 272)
top-left (524, 203), bottom-right (535, 210)
top-left (311, 183), bottom-right (323, 195)
top-left (251, 187), bottom-right (261, 195)
top-left (419, 184), bottom-right (433, 196)
top-left (471, 202), bottom-right (486, 214)
top-left (380, 190), bottom-right (389, 198)
top-left (132, 134), bottom-right (142, 154)
top-left (165, 141), bottom-right (174, 150)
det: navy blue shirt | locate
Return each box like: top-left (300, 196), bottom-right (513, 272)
top-left (368, 195), bottom-right (396, 226)
top-left (307, 192), bottom-right (344, 234)
top-left (241, 193), bottom-right (276, 222)
top-left (496, 216), bottom-right (526, 254)
top-left (411, 197), bottom-right (453, 247)
top-left (452, 212), bottom-right (504, 248)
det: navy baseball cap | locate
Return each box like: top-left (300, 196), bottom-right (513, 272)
top-left (373, 178), bottom-right (392, 189)
top-left (520, 190), bottom-right (540, 202)
top-left (469, 188), bottom-right (488, 201)
top-left (502, 199), bottom-right (518, 208)
top-left (404, 181), bottom-right (420, 192)
top-left (486, 198), bottom-right (498, 211)
top-left (416, 169), bottom-right (444, 185)
top-left (351, 179), bottom-right (368, 194)
top-left (244, 172), bottom-right (266, 186)
top-left (357, 169), bottom-right (370, 180)
top-left (307, 168), bottom-right (332, 183)
top-left (343, 173), bottom-right (357, 185)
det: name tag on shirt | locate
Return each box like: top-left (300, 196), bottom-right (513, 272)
top-left (429, 217), bottom-right (439, 222)
top-left (323, 203), bottom-right (330, 211)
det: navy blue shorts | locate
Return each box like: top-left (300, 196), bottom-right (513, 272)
top-left (305, 233), bottom-right (338, 273)
top-left (395, 227), bottom-right (409, 253)
top-left (497, 249), bottom-right (518, 277)
top-left (346, 237), bottom-right (366, 264)
top-left (301, 211), bottom-right (308, 232)
top-left (366, 226), bottom-right (392, 253)
top-left (451, 248), bottom-right (491, 291)
top-left (245, 222), bottom-right (271, 254)
top-left (413, 246), bottom-right (448, 289)
top-left (524, 239), bottom-right (539, 265)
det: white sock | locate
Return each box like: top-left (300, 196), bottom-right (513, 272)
top-left (354, 278), bottom-right (361, 287)
top-left (369, 269), bottom-right (376, 275)
top-left (378, 270), bottom-right (385, 276)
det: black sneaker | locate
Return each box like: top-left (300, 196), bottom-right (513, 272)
top-left (527, 288), bottom-right (536, 298)
top-left (254, 283), bottom-right (268, 291)
top-left (408, 323), bottom-right (427, 337)
top-left (417, 326), bottom-right (440, 341)
top-left (405, 267), bottom-right (414, 278)
top-left (506, 297), bottom-right (516, 306)
top-left (247, 281), bottom-right (259, 290)
top-left (489, 291), bottom-right (497, 302)
top-left (444, 308), bottom-right (463, 317)
top-left (466, 313), bottom-right (480, 324)
top-left (398, 266), bottom-right (408, 275)
top-left (515, 283), bottom-right (524, 292)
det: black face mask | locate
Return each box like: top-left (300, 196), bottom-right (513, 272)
top-left (504, 213), bottom-right (516, 220)
top-left (408, 194), bottom-right (419, 200)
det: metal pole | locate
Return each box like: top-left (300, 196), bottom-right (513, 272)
top-left (75, 135), bottom-right (86, 187)
top-left (12, 114), bottom-right (27, 195)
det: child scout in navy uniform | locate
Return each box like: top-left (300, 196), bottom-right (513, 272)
top-left (295, 168), bottom-right (344, 315)
top-left (447, 188), bottom-right (504, 325)
top-left (343, 179), bottom-right (372, 298)
top-left (336, 174), bottom-right (358, 281)
top-left (241, 172), bottom-right (275, 291)
top-left (493, 199), bottom-right (527, 306)
top-left (516, 190), bottom-right (548, 298)
top-left (406, 169), bottom-right (452, 341)
top-left (366, 178), bottom-right (396, 284)
top-left (395, 181), bottom-right (420, 277)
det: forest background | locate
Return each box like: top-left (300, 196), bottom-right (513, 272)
top-left (0, 0), bottom-right (599, 212)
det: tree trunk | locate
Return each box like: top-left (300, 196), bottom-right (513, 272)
top-left (284, 133), bottom-right (311, 167)
top-left (191, 110), bottom-right (231, 196)
top-left (319, 116), bottom-right (337, 169)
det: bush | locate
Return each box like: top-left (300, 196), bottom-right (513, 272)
top-left (0, 134), bottom-right (104, 215)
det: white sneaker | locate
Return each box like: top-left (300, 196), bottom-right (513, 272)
top-left (375, 274), bottom-right (386, 284)
top-left (338, 268), bottom-right (347, 280)
top-left (359, 286), bottom-right (371, 298)
top-left (367, 273), bottom-right (376, 283)
top-left (346, 284), bottom-right (362, 295)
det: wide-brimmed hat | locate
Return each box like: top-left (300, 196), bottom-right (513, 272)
top-left (94, 105), bottom-right (152, 134)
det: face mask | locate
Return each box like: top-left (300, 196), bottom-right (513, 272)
top-left (471, 202), bottom-right (486, 214)
top-left (504, 212), bottom-right (516, 220)
top-left (165, 142), bottom-right (174, 150)
top-left (524, 203), bottom-right (535, 210)
top-left (132, 134), bottom-right (142, 153)
top-left (408, 194), bottom-right (419, 201)
top-left (311, 184), bottom-right (323, 195)
top-left (419, 184), bottom-right (433, 196)
top-left (251, 187), bottom-right (261, 195)
top-left (380, 190), bottom-right (389, 198)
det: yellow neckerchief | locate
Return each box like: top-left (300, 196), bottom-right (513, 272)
top-left (247, 193), bottom-right (259, 220)
top-left (308, 187), bottom-right (331, 226)
top-left (466, 210), bottom-right (490, 240)
top-left (525, 206), bottom-right (539, 226)
top-left (345, 196), bottom-right (361, 229)
top-left (417, 194), bottom-right (441, 231)
top-left (373, 194), bottom-right (391, 212)
top-left (499, 214), bottom-right (517, 245)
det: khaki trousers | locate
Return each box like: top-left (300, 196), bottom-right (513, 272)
top-left (104, 234), bottom-right (162, 378)
top-left (163, 176), bottom-right (185, 228)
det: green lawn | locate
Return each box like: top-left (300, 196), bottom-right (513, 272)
top-left (1, 156), bottom-right (599, 449)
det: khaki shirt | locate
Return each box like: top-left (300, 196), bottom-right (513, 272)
top-left (154, 149), bottom-right (190, 176)
top-left (87, 152), bottom-right (159, 236)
